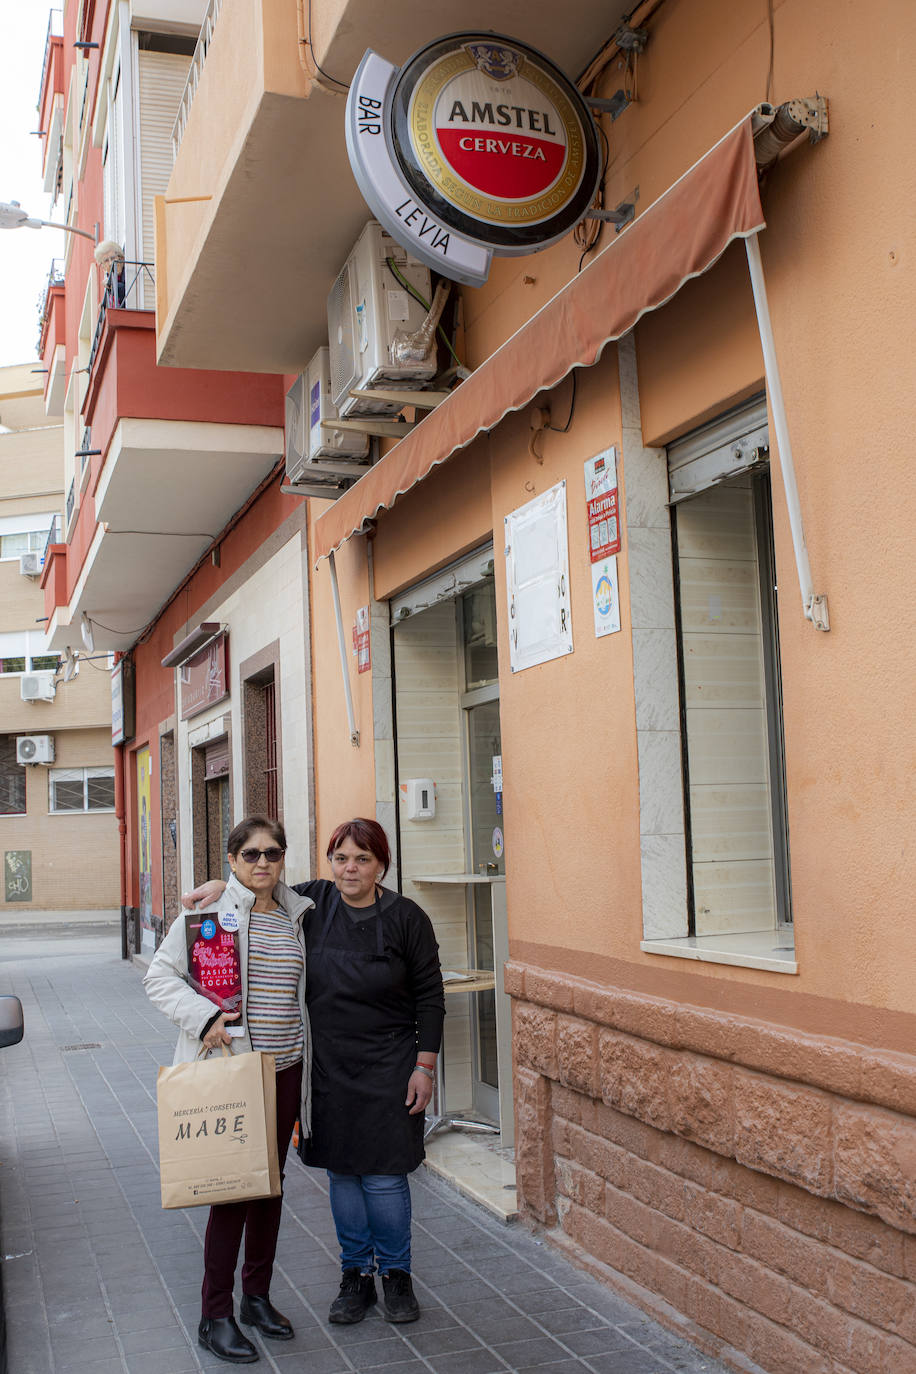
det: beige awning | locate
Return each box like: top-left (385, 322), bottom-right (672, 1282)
top-left (313, 111), bottom-right (766, 563)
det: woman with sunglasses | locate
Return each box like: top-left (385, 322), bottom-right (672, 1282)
top-left (145, 815), bottom-right (313, 1365)
top-left (185, 818), bottom-right (445, 1328)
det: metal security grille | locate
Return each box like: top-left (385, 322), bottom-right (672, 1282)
top-left (264, 679), bottom-right (278, 818)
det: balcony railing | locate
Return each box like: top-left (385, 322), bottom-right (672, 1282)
top-left (65, 479), bottom-right (76, 526)
top-left (88, 260), bottom-right (156, 371)
top-left (173, 0), bottom-right (223, 155)
top-left (36, 257), bottom-right (65, 352)
top-left (42, 515), bottom-right (62, 566)
top-left (78, 426), bottom-right (93, 475)
top-left (37, 9), bottom-right (63, 108)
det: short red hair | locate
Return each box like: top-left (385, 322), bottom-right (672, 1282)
top-left (326, 818), bottom-right (392, 877)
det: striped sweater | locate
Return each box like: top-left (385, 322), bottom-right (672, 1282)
top-left (246, 906), bottom-right (304, 1070)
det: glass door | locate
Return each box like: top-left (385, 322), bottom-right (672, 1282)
top-left (460, 584), bottom-right (503, 1122)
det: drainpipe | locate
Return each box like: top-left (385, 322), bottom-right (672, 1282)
top-left (114, 742), bottom-right (129, 959)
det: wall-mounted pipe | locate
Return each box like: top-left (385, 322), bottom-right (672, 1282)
top-left (328, 550), bottom-right (360, 744)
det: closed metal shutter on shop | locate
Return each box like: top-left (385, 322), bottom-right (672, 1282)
top-left (668, 400), bottom-right (789, 937)
top-left (667, 397), bottom-right (769, 503)
top-left (204, 737), bottom-right (230, 780)
top-left (137, 50), bottom-right (191, 305)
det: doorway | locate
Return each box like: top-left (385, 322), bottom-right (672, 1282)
top-left (392, 547), bottom-right (513, 1140)
top-left (460, 589), bottom-right (503, 1123)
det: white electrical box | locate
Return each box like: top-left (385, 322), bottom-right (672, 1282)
top-left (403, 778), bottom-right (436, 821)
top-left (327, 221), bottom-right (438, 419)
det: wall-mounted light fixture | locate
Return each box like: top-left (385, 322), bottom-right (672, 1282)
top-left (161, 622), bottom-right (223, 670)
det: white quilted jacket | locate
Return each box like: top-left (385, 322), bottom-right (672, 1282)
top-left (143, 873), bottom-right (315, 1133)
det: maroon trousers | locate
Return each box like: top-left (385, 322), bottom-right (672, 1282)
top-left (201, 1060), bottom-right (302, 1318)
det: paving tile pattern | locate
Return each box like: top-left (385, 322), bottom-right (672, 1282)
top-left (0, 932), bottom-right (732, 1373)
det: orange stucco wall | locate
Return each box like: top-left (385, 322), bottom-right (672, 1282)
top-left (306, 502), bottom-right (377, 856)
top-left (312, 0), bottom-right (916, 1054)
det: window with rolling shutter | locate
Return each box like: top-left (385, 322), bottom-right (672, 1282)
top-left (669, 402), bottom-right (791, 938)
top-left (137, 48), bottom-right (192, 303)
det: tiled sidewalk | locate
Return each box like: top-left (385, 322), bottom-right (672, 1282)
top-left (0, 931), bottom-right (732, 1374)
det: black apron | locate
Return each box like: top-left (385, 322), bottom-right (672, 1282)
top-left (298, 892), bottom-right (425, 1175)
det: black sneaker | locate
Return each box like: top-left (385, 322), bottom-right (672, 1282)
top-left (328, 1268), bottom-right (377, 1324)
top-left (381, 1269), bottom-right (419, 1323)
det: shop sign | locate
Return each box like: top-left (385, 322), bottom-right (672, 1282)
top-left (584, 447), bottom-right (620, 562)
top-left (346, 33), bottom-right (602, 286)
top-left (352, 606), bottom-right (371, 673)
top-left (111, 657), bottom-right (135, 746)
top-left (179, 633), bottom-right (229, 721)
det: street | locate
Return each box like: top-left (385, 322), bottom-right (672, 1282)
top-left (0, 927), bottom-right (729, 1374)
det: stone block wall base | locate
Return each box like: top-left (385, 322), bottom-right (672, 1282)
top-left (509, 961), bottom-right (916, 1374)
top-left (543, 1223), bottom-right (769, 1374)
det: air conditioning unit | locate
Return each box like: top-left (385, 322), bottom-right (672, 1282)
top-left (328, 221), bottom-right (438, 419)
top-left (16, 734), bottom-right (55, 765)
top-left (285, 348), bottom-right (370, 486)
top-left (19, 552), bottom-right (43, 576)
top-left (20, 672), bottom-right (56, 703)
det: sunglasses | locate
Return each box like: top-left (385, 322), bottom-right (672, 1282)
top-left (238, 847), bottom-right (286, 864)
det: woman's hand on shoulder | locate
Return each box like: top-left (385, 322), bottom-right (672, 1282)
top-left (182, 879), bottom-right (227, 908)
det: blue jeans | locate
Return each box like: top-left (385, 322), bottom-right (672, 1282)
top-left (327, 1172), bottom-right (412, 1274)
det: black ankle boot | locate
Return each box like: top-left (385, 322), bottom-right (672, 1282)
top-left (329, 1268), bottom-right (377, 1324)
top-left (239, 1294), bottom-right (294, 1340)
top-left (198, 1316), bottom-right (259, 1363)
top-left (381, 1269), bottom-right (419, 1323)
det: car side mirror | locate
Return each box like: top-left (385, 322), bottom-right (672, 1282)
top-left (0, 995), bottom-right (24, 1048)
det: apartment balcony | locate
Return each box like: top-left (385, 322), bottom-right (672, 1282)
top-left (37, 13), bottom-right (64, 202)
top-left (38, 259), bottom-right (66, 417)
top-left (43, 275), bottom-right (285, 654)
top-left (156, 0), bottom-right (625, 374)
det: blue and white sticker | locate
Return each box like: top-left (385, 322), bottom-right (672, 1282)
top-left (218, 912), bottom-right (239, 933)
top-left (591, 556), bottom-right (621, 638)
top-left (200, 919), bottom-right (217, 940)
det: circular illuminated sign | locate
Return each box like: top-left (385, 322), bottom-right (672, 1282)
top-left (391, 35), bottom-right (600, 252)
top-left (345, 34), bottom-right (602, 285)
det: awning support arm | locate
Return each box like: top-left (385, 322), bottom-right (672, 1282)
top-left (328, 550), bottom-right (360, 746)
top-left (745, 232), bottom-right (829, 631)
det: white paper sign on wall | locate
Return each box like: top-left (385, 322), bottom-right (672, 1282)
top-left (504, 481), bottom-right (573, 673)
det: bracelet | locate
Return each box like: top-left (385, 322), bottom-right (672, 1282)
top-left (413, 1063), bottom-right (434, 1080)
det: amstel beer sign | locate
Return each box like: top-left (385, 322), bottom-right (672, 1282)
top-left (346, 34), bottom-right (602, 286)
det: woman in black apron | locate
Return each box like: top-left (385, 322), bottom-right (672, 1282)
top-left (291, 819), bottom-right (444, 1325)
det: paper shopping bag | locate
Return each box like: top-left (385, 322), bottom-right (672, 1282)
top-left (156, 1048), bottom-right (280, 1209)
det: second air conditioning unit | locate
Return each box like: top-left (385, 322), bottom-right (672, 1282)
top-left (16, 733), bottom-right (55, 764)
top-left (285, 348), bottom-right (370, 486)
top-left (21, 672), bottom-right (56, 703)
top-left (328, 221), bottom-right (438, 419)
top-left (19, 552), bottom-right (43, 577)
